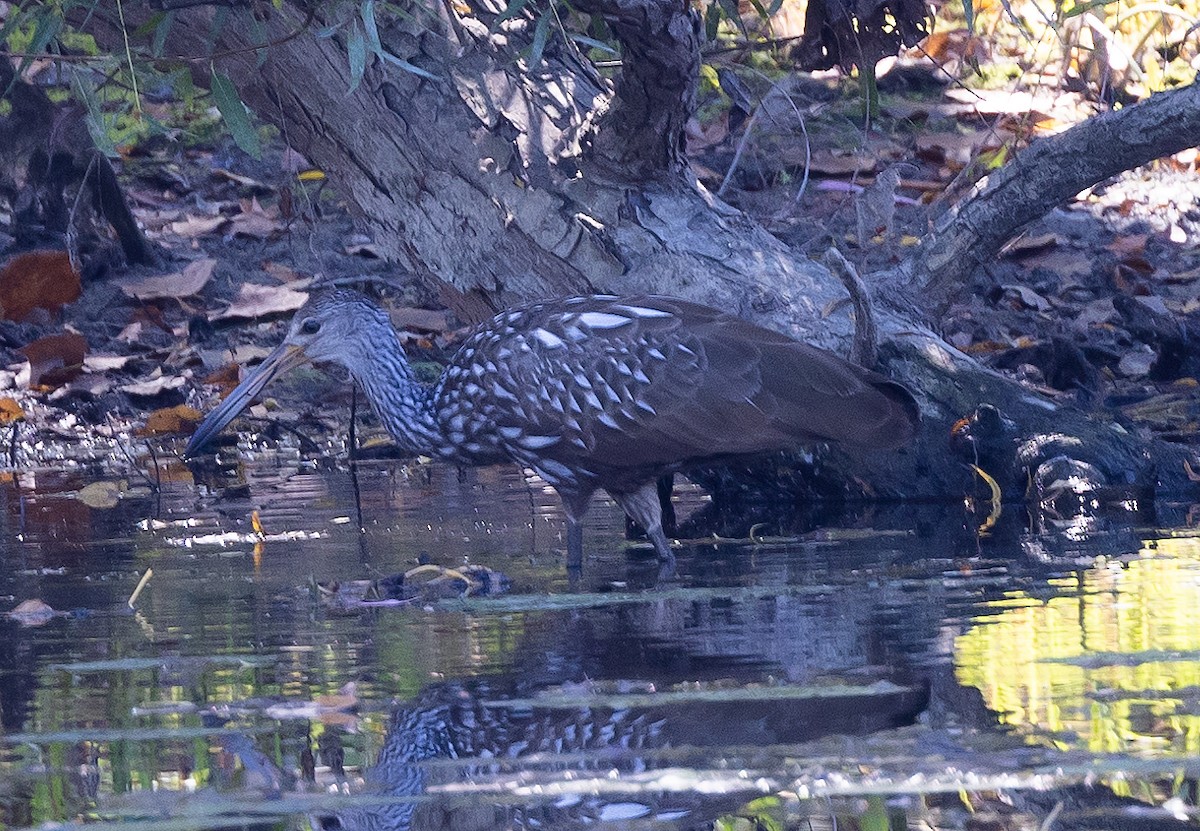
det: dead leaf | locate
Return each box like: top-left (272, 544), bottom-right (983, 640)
top-left (77, 481), bottom-right (124, 509)
top-left (120, 375), bottom-right (186, 397)
top-left (228, 199), bottom-right (284, 240)
top-left (20, 332), bottom-right (88, 389)
top-left (390, 307), bottom-right (451, 333)
top-left (116, 321), bottom-right (144, 344)
top-left (262, 261), bottom-right (305, 283)
top-left (0, 250), bottom-right (81, 322)
top-left (139, 404), bottom-right (202, 436)
top-left (213, 168), bottom-right (270, 190)
top-left (1000, 284), bottom-right (1052, 313)
top-left (1000, 233), bottom-right (1059, 259)
top-left (212, 284), bottom-right (309, 322)
top-left (202, 362), bottom-right (244, 391)
top-left (797, 149), bottom-right (879, 176)
top-left (7, 599), bottom-right (61, 626)
top-left (84, 354), bottom-right (135, 372)
top-left (1108, 234), bottom-right (1149, 256)
top-left (118, 258), bottom-right (217, 301)
top-left (168, 215), bottom-right (229, 237)
top-left (685, 112), bottom-right (730, 153)
top-left (0, 398), bottom-right (25, 424)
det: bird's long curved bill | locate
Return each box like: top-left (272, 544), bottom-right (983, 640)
top-left (185, 342), bottom-right (310, 457)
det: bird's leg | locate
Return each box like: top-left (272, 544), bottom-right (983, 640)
top-left (624, 474), bottom-right (676, 541)
top-left (556, 489), bottom-right (594, 575)
top-left (611, 482), bottom-right (674, 560)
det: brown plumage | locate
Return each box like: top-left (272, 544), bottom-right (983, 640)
top-left (187, 290), bottom-right (920, 565)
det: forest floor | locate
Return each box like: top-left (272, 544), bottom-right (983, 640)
top-left (1, 66), bottom-right (1199, 471)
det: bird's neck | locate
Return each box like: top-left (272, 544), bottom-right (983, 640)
top-left (351, 334), bottom-right (443, 456)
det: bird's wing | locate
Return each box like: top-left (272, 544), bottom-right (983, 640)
top-left (445, 296), bottom-right (917, 480)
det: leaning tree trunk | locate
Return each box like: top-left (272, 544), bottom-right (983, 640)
top-left (79, 0), bottom-right (1195, 503)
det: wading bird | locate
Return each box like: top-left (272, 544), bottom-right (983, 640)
top-left (187, 289), bottom-right (920, 566)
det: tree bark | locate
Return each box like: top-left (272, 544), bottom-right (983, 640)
top-left (77, 0), bottom-right (1196, 504)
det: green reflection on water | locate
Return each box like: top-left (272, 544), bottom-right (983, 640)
top-left (955, 535), bottom-right (1200, 757)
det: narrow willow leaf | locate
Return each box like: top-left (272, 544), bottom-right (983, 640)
top-left (745, 0), bottom-right (770, 22)
top-left (20, 8), bottom-right (63, 73)
top-left (380, 52), bottom-right (441, 82)
top-left (568, 33), bottom-right (616, 54)
top-left (361, 0), bottom-right (383, 55)
top-left (527, 9), bottom-right (551, 69)
top-left (961, 0), bottom-right (975, 30)
top-left (347, 19), bottom-right (367, 91)
top-left (70, 69), bottom-right (117, 157)
top-left (210, 70), bottom-right (261, 159)
top-left (152, 10), bottom-right (176, 57)
top-left (704, 3), bottom-right (721, 40)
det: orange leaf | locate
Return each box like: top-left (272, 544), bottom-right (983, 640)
top-left (0, 398), bottom-right (25, 424)
top-left (138, 404), bottom-right (203, 436)
top-left (20, 332), bottom-right (88, 389)
top-left (0, 251), bottom-right (82, 322)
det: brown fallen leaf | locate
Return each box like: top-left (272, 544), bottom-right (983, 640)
top-left (20, 332), bottom-right (88, 389)
top-left (77, 481), bottom-right (125, 509)
top-left (262, 261), bottom-right (305, 283)
top-left (0, 398), bottom-right (25, 424)
top-left (1000, 233), bottom-right (1059, 259)
top-left (1108, 234), bottom-right (1149, 256)
top-left (118, 258), bottom-right (217, 301)
top-left (390, 307), bottom-right (451, 333)
top-left (139, 404), bottom-right (203, 436)
top-left (168, 214), bottom-right (229, 237)
top-left (6, 599), bottom-right (62, 627)
top-left (0, 250), bottom-right (81, 322)
top-left (212, 284), bottom-right (308, 322)
top-left (228, 198), bottom-right (284, 240)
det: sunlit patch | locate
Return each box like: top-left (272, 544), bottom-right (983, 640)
top-left (955, 535), bottom-right (1200, 760)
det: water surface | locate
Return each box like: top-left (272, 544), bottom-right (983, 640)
top-left (2, 455), bottom-right (1198, 830)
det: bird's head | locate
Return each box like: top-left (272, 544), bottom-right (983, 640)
top-left (185, 289), bottom-right (393, 457)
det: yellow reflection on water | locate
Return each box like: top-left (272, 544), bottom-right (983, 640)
top-left (955, 536), bottom-right (1200, 757)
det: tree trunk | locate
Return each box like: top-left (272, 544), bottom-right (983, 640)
top-left (79, 0), bottom-right (1195, 504)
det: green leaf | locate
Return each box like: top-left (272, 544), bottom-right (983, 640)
top-left (527, 9), bottom-right (551, 69)
top-left (961, 0), bottom-right (975, 31)
top-left (20, 7), bottom-right (63, 73)
top-left (347, 19), bottom-right (367, 91)
top-left (210, 70), bottom-right (261, 159)
top-left (361, 0), bottom-right (383, 55)
top-left (714, 0), bottom-right (748, 35)
top-left (152, 10), bottom-right (176, 57)
top-left (704, 3), bottom-right (721, 40)
top-left (568, 33), bottom-right (616, 54)
top-left (745, 0), bottom-right (770, 22)
top-left (70, 68), bottom-right (117, 157)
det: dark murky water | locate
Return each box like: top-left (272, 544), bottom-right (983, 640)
top-left (2, 452), bottom-right (1200, 830)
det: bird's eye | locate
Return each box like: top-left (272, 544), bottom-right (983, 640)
top-left (300, 319), bottom-right (321, 335)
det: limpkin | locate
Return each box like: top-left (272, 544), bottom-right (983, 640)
top-left (186, 289), bottom-right (920, 563)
